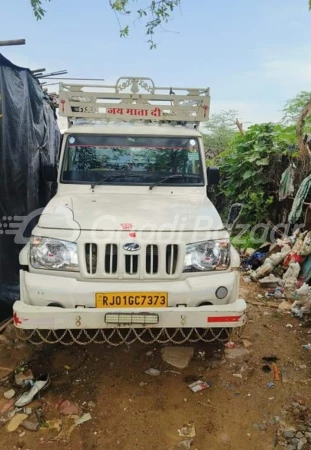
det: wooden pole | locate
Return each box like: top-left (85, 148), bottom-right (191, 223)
top-left (0, 39), bottom-right (26, 47)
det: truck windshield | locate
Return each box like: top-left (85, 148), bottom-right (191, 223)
top-left (61, 134), bottom-right (204, 186)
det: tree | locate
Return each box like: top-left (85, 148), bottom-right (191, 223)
top-left (282, 91), bottom-right (311, 158)
top-left (29, 0), bottom-right (181, 48)
top-left (216, 123), bottom-right (296, 225)
top-left (202, 110), bottom-right (238, 159)
top-left (282, 91), bottom-right (311, 128)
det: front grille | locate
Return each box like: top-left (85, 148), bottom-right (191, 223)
top-left (85, 243), bottom-right (97, 274)
top-left (166, 244), bottom-right (178, 275)
top-left (83, 243), bottom-right (180, 277)
top-left (146, 245), bottom-right (159, 275)
top-left (125, 255), bottom-right (139, 275)
top-left (105, 244), bottom-right (118, 274)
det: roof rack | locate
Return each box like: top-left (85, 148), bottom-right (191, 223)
top-left (58, 76), bottom-right (210, 126)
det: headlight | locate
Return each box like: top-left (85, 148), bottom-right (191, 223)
top-left (184, 239), bottom-right (230, 272)
top-left (30, 236), bottom-right (79, 272)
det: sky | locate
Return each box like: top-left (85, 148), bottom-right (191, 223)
top-left (1, 0), bottom-right (311, 126)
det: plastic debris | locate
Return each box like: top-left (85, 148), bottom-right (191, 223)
top-left (302, 344), bottom-right (311, 350)
top-left (178, 423), bottom-right (196, 438)
top-left (3, 389), bottom-right (15, 400)
top-left (225, 341), bottom-right (236, 349)
top-left (75, 413), bottom-right (92, 426)
top-left (267, 382), bottom-right (275, 389)
top-left (286, 324), bottom-right (294, 328)
top-left (145, 368), bottom-right (161, 376)
top-left (272, 363), bottom-right (280, 382)
top-left (188, 380), bottom-right (211, 393)
top-left (233, 374), bottom-right (243, 379)
top-left (259, 274), bottom-right (281, 288)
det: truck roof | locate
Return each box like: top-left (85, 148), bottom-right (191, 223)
top-left (64, 123), bottom-right (202, 137)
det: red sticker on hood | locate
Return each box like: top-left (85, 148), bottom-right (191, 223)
top-left (121, 223), bottom-right (133, 230)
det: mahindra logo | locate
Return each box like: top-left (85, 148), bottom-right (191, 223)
top-left (123, 243), bottom-right (140, 252)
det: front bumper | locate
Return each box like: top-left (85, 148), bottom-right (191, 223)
top-left (13, 299), bottom-right (246, 329)
top-left (14, 269), bottom-right (246, 329)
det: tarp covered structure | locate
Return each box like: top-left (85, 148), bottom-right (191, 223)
top-left (0, 54), bottom-right (60, 318)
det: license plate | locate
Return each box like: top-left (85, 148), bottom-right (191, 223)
top-left (96, 292), bottom-right (168, 308)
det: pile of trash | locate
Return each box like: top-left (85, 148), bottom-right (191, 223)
top-left (241, 230), bottom-right (311, 319)
top-left (0, 359), bottom-right (92, 439)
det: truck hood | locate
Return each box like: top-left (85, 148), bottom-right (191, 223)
top-left (71, 193), bottom-right (223, 231)
top-left (38, 193), bottom-right (224, 232)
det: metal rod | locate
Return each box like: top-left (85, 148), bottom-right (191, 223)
top-left (37, 77), bottom-right (106, 81)
top-left (0, 39), bottom-right (26, 46)
top-left (37, 70), bottom-right (68, 79)
top-left (31, 68), bottom-right (46, 73)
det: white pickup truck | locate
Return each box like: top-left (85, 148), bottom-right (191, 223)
top-left (13, 77), bottom-right (246, 343)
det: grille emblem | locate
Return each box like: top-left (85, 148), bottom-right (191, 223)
top-left (123, 243), bottom-right (140, 252)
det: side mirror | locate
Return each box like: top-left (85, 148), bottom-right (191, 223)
top-left (43, 163), bottom-right (57, 182)
top-left (207, 166), bottom-right (220, 186)
top-left (227, 203), bottom-right (243, 231)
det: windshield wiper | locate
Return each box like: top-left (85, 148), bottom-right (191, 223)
top-left (91, 173), bottom-right (143, 187)
top-left (149, 174), bottom-right (201, 190)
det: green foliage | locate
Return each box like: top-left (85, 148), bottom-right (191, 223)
top-left (30, 0), bottom-right (181, 48)
top-left (231, 231), bottom-right (263, 250)
top-left (110, 0), bottom-right (181, 48)
top-left (30, 0), bottom-right (50, 20)
top-left (282, 91), bottom-right (311, 133)
top-left (216, 123), bottom-right (296, 225)
top-left (202, 110), bottom-right (238, 160)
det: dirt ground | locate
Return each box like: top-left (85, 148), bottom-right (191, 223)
top-left (0, 278), bottom-right (310, 450)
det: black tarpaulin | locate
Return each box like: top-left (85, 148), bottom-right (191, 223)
top-left (0, 54), bottom-right (60, 317)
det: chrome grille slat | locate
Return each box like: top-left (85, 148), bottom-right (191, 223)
top-left (125, 254), bottom-right (138, 275)
top-left (105, 244), bottom-right (118, 274)
top-left (146, 244), bottom-right (158, 275)
top-left (166, 244), bottom-right (178, 275)
top-left (85, 243), bottom-right (97, 274)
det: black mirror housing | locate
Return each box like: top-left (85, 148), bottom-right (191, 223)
top-left (43, 163), bottom-right (57, 182)
top-left (227, 203), bottom-right (243, 231)
top-left (207, 166), bottom-right (220, 186)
